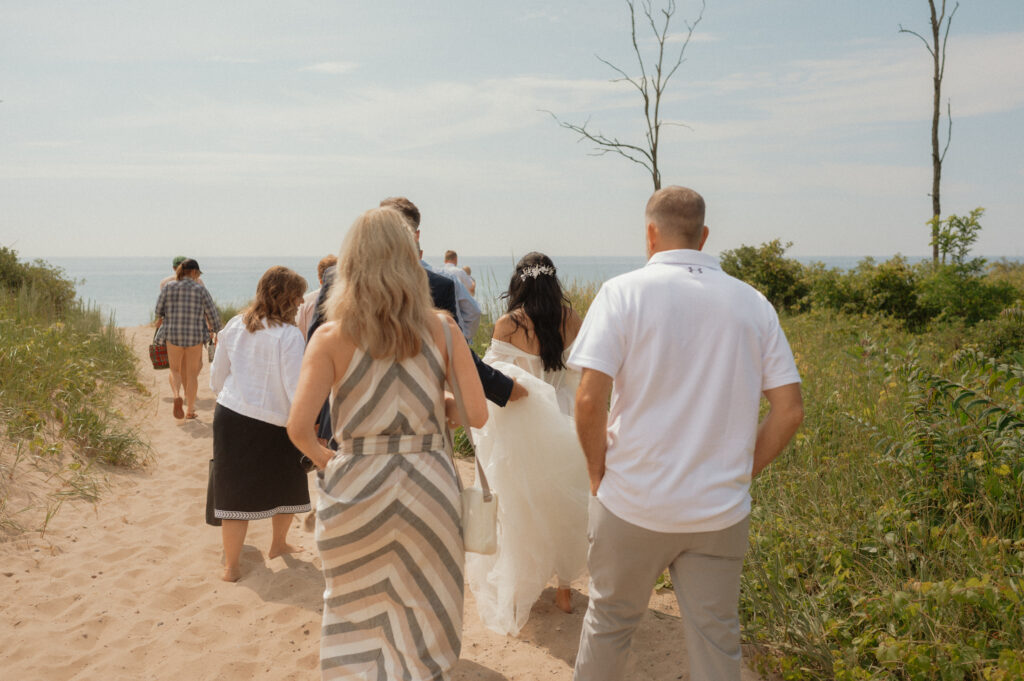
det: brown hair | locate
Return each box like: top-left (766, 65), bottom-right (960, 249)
top-left (444, 250), bottom-right (457, 262)
top-left (379, 196), bottom-right (421, 229)
top-left (242, 266), bottom-right (307, 333)
top-left (325, 208), bottom-right (433, 360)
top-left (316, 255), bottom-right (337, 283)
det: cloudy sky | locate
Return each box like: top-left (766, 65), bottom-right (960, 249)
top-left (2, 1), bottom-right (1022, 260)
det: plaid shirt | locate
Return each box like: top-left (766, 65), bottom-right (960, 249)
top-left (154, 279), bottom-right (221, 347)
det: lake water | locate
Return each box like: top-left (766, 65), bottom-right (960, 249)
top-left (47, 255), bottom-right (651, 327)
top-left (45, 254), bottom-right (1014, 327)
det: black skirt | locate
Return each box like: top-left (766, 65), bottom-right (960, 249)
top-left (211, 403), bottom-right (311, 520)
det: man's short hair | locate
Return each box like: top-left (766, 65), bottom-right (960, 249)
top-left (380, 197), bottom-right (420, 229)
top-left (444, 250), bottom-right (457, 263)
top-left (317, 254), bottom-right (338, 283)
top-left (645, 186), bottom-right (705, 246)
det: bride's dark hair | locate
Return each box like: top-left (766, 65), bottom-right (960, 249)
top-left (501, 252), bottom-right (571, 372)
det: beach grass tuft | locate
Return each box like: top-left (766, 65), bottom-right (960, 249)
top-left (1, 249), bottom-right (149, 535)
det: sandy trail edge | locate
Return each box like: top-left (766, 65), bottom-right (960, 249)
top-left (0, 325), bottom-right (764, 681)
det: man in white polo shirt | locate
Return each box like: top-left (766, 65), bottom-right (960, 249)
top-left (569, 186), bottom-right (804, 681)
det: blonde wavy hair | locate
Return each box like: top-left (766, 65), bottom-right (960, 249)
top-left (242, 266), bottom-right (307, 333)
top-left (325, 207), bottom-right (434, 360)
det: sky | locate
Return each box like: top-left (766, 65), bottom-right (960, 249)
top-left (2, 1), bottom-right (1023, 261)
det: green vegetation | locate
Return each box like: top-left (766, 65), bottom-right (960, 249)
top-left (471, 239), bottom-right (1024, 678)
top-left (215, 301), bottom-right (244, 326)
top-left (0, 247), bottom-right (147, 534)
top-left (721, 212), bottom-right (1022, 338)
top-left (744, 311), bottom-right (1024, 681)
top-left (717, 220), bottom-right (1024, 679)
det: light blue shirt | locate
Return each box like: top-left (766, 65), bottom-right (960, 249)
top-left (423, 259), bottom-right (480, 341)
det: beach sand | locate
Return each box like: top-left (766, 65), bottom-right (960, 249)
top-left (0, 325), bottom-right (765, 681)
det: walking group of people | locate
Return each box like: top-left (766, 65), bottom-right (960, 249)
top-left (156, 186), bottom-right (804, 681)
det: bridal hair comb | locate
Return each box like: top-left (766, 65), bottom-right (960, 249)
top-left (519, 264), bottom-right (555, 281)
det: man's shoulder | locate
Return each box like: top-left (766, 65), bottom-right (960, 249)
top-left (426, 268), bottom-right (455, 290)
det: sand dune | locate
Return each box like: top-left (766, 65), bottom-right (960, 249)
top-left (0, 325), bottom-right (763, 680)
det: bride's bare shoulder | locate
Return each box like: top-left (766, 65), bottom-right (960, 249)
top-left (492, 313), bottom-right (519, 342)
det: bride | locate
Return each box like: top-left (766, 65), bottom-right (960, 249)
top-left (466, 252), bottom-right (590, 636)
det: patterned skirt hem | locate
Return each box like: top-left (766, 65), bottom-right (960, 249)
top-left (215, 504), bottom-right (311, 520)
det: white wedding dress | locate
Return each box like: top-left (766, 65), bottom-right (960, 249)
top-left (466, 339), bottom-right (590, 636)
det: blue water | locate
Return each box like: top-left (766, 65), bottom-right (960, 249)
top-left (47, 255), bottom-right (650, 327)
top-left (44, 254), bottom-right (1020, 327)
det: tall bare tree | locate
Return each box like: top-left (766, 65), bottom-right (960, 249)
top-left (547, 0), bottom-right (706, 190)
top-left (900, 0), bottom-right (959, 265)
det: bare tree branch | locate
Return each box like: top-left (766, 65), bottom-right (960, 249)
top-left (940, 99), bottom-right (953, 163)
top-left (546, 0), bottom-right (704, 190)
top-left (897, 25), bottom-right (935, 57)
top-left (938, 2), bottom-right (959, 80)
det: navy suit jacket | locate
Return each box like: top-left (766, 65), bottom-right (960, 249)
top-left (307, 265), bottom-right (514, 445)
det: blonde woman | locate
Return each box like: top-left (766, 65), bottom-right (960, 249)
top-left (287, 207), bottom-right (487, 681)
top-left (210, 266), bottom-right (310, 582)
top-left (154, 258), bottom-right (220, 419)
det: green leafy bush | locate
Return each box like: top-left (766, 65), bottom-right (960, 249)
top-left (917, 265), bottom-right (1019, 326)
top-left (0, 246), bottom-right (77, 318)
top-left (968, 307), bottom-right (1024, 361)
top-left (720, 239), bottom-right (810, 312)
top-left (986, 259), bottom-right (1024, 291)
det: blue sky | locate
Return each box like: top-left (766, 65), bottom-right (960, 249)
top-left (2, 1), bottom-right (1022, 260)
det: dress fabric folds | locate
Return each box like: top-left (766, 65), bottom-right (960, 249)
top-left (465, 339), bottom-right (589, 636)
top-left (317, 337), bottom-right (464, 681)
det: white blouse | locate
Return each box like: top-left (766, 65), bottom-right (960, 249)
top-left (210, 315), bottom-right (305, 427)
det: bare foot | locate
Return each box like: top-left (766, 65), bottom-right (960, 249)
top-left (555, 587), bottom-right (573, 613)
top-left (221, 566), bottom-right (241, 582)
top-left (268, 542), bottom-right (302, 559)
top-left (172, 397), bottom-right (184, 420)
top-left (185, 412), bottom-right (198, 419)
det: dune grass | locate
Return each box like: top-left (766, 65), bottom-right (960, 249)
top-left (1, 253), bottom-right (148, 535)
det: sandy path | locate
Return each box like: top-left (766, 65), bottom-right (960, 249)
top-left (0, 325), bottom-right (764, 681)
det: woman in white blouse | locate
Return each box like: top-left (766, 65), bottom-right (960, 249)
top-left (209, 266), bottom-right (310, 582)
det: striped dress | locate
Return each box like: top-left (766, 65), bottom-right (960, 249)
top-left (316, 335), bottom-right (464, 681)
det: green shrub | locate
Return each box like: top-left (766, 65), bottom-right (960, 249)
top-left (985, 259), bottom-right (1024, 292)
top-left (969, 307), bottom-right (1024, 361)
top-left (0, 246), bottom-right (77, 318)
top-left (803, 256), bottom-right (931, 330)
top-left (917, 265), bottom-right (1019, 326)
top-left (720, 239), bottom-right (810, 312)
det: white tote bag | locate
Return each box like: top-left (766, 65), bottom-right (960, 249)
top-left (441, 317), bottom-right (498, 555)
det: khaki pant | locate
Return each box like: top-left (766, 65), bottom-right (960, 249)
top-left (573, 498), bottom-right (750, 681)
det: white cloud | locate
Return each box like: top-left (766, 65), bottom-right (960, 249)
top-left (649, 30), bottom-right (1024, 146)
top-left (300, 61), bottom-right (358, 75)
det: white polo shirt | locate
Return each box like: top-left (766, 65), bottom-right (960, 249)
top-left (567, 249), bottom-right (801, 533)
